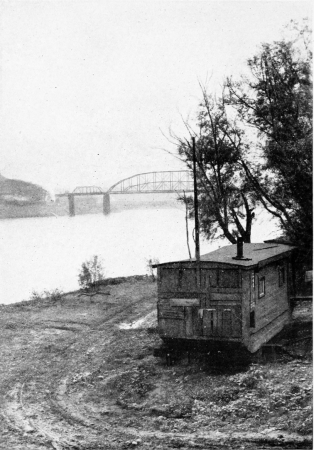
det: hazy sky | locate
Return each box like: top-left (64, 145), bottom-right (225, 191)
top-left (0, 0), bottom-right (311, 193)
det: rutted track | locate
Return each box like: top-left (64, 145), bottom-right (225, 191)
top-left (0, 280), bottom-right (159, 449)
top-left (4, 370), bottom-right (311, 450)
top-left (0, 281), bottom-right (312, 449)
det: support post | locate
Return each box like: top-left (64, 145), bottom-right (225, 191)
top-left (103, 192), bottom-right (110, 215)
top-left (68, 194), bottom-right (75, 217)
top-left (192, 137), bottom-right (201, 293)
top-left (192, 137), bottom-right (200, 262)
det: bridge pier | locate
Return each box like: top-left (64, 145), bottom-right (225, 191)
top-left (57, 173), bottom-right (193, 216)
top-left (68, 194), bottom-right (75, 216)
top-left (103, 192), bottom-right (110, 215)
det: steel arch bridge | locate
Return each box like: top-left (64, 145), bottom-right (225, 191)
top-left (107, 170), bottom-right (193, 194)
top-left (55, 171), bottom-right (193, 216)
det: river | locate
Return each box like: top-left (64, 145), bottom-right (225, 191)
top-left (0, 197), bottom-right (279, 304)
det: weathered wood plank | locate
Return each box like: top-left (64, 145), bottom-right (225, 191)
top-left (170, 298), bottom-right (200, 307)
top-left (248, 310), bottom-right (290, 353)
top-left (159, 318), bottom-right (185, 338)
top-left (208, 293), bottom-right (242, 301)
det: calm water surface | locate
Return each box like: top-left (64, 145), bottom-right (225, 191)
top-left (0, 204), bottom-right (278, 304)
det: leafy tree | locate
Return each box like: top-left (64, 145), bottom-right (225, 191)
top-left (173, 21), bottom-right (311, 263)
top-left (78, 255), bottom-right (105, 290)
top-left (175, 91), bottom-right (257, 244)
top-left (226, 23), bottom-right (312, 262)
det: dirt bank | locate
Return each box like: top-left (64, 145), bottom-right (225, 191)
top-left (0, 278), bottom-right (312, 449)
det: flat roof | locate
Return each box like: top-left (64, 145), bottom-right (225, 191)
top-left (156, 243), bottom-right (296, 268)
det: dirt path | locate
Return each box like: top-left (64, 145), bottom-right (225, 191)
top-left (0, 280), bottom-right (312, 449)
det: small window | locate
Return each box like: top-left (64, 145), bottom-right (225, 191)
top-left (250, 310), bottom-right (255, 328)
top-left (258, 276), bottom-right (265, 298)
top-left (279, 266), bottom-right (285, 287)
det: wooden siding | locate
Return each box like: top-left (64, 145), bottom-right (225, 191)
top-left (254, 260), bottom-right (290, 330)
top-left (248, 310), bottom-right (291, 353)
top-left (159, 317), bottom-right (186, 338)
top-left (241, 270), bottom-right (254, 349)
top-left (157, 264), bottom-right (243, 342)
top-left (158, 266), bottom-right (241, 294)
top-left (156, 250), bottom-right (294, 353)
top-left (248, 259), bottom-right (291, 351)
top-left (170, 298), bottom-right (200, 307)
top-left (202, 305), bottom-right (242, 338)
top-left (205, 290), bottom-right (242, 303)
top-left (158, 307), bottom-right (242, 340)
top-left (158, 303), bottom-right (185, 320)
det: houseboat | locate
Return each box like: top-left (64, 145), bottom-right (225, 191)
top-left (154, 241), bottom-right (296, 353)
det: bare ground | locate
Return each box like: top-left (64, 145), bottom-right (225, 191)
top-left (0, 278), bottom-right (312, 450)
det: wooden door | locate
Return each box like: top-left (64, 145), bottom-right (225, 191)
top-left (203, 309), bottom-right (218, 336)
top-left (185, 306), bottom-right (202, 337)
top-left (202, 306), bottom-right (241, 338)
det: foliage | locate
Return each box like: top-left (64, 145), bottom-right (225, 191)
top-left (176, 92), bottom-right (257, 244)
top-left (146, 257), bottom-right (160, 281)
top-left (226, 22), bottom-right (312, 262)
top-left (0, 173), bottom-right (48, 204)
top-left (30, 288), bottom-right (63, 303)
top-left (78, 255), bottom-right (105, 290)
top-left (174, 20), bottom-right (312, 262)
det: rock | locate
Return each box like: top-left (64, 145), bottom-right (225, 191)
top-left (150, 406), bottom-right (168, 416)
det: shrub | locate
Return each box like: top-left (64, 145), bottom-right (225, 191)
top-left (46, 288), bottom-right (63, 302)
top-left (78, 255), bottom-right (105, 290)
top-left (30, 288), bottom-right (63, 303)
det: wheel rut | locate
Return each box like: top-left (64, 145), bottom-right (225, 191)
top-left (1, 284), bottom-right (311, 449)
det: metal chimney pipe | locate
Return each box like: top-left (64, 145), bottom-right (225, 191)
top-left (237, 237), bottom-right (244, 259)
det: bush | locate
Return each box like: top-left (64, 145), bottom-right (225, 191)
top-left (30, 288), bottom-right (63, 303)
top-left (78, 255), bottom-right (105, 290)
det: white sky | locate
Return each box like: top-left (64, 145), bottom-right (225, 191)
top-left (0, 0), bottom-right (312, 193)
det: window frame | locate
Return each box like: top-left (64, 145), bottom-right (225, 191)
top-left (278, 265), bottom-right (285, 287)
top-left (258, 276), bottom-right (266, 298)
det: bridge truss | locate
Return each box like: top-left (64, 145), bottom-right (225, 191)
top-left (108, 170), bottom-right (193, 194)
top-left (55, 170), bottom-right (194, 203)
top-left (72, 186), bottom-right (104, 195)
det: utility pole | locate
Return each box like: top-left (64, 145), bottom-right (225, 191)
top-left (192, 137), bottom-right (201, 296)
top-left (192, 137), bottom-right (200, 262)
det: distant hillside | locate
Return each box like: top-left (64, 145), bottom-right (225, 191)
top-left (0, 174), bottom-right (48, 205)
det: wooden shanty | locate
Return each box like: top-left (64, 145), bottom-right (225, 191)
top-left (154, 241), bottom-right (296, 353)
